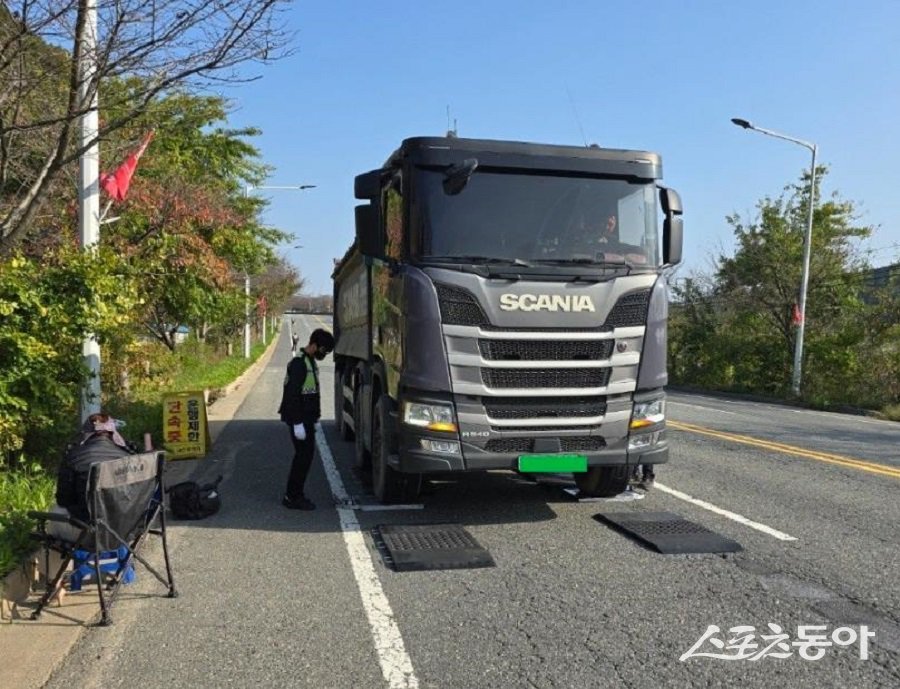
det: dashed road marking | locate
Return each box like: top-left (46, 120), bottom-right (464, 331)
top-left (654, 482), bottom-right (798, 541)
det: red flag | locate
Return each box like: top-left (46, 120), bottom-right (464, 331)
top-left (100, 131), bottom-right (154, 202)
top-left (791, 303), bottom-right (803, 326)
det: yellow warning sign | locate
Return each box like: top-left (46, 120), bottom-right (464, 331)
top-left (162, 391), bottom-right (210, 460)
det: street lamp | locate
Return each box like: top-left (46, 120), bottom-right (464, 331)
top-left (244, 184), bottom-right (316, 197)
top-left (731, 117), bottom-right (818, 398)
top-left (241, 183), bottom-right (315, 357)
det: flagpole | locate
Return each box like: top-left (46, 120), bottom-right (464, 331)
top-left (79, 0), bottom-right (101, 422)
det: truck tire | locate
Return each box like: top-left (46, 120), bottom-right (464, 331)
top-left (574, 466), bottom-right (630, 498)
top-left (372, 396), bottom-right (421, 504)
top-left (353, 389), bottom-right (371, 470)
top-left (335, 369), bottom-right (354, 442)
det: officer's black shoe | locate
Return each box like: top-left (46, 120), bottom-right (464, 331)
top-left (282, 495), bottom-right (316, 510)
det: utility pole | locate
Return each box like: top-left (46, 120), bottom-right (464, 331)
top-left (244, 272), bottom-right (251, 358)
top-left (79, 0), bottom-right (101, 421)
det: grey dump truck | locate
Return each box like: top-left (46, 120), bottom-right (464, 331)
top-left (332, 136), bottom-right (683, 503)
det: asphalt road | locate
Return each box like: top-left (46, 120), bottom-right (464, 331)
top-left (46, 314), bottom-right (900, 688)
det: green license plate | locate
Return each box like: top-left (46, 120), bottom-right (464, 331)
top-left (517, 454), bottom-right (588, 473)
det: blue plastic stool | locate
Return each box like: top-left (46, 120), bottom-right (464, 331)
top-left (69, 546), bottom-right (135, 591)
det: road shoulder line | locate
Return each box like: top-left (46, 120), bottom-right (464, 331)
top-left (316, 424), bottom-right (420, 689)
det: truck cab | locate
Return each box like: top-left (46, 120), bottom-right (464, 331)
top-left (333, 136), bottom-right (683, 503)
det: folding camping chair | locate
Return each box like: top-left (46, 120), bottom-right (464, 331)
top-left (28, 451), bottom-right (177, 625)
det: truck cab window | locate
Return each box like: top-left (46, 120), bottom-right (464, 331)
top-left (415, 170), bottom-right (659, 267)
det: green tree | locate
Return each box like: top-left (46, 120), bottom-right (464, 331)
top-left (670, 167), bottom-right (895, 405)
top-left (0, 248), bottom-right (138, 459)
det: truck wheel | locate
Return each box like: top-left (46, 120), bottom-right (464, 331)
top-left (335, 370), bottom-right (354, 442)
top-left (372, 396), bottom-right (421, 504)
top-left (353, 389), bottom-right (371, 470)
top-left (574, 466), bottom-right (630, 498)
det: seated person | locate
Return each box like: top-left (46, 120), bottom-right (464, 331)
top-left (47, 413), bottom-right (135, 541)
top-left (579, 214), bottom-right (648, 265)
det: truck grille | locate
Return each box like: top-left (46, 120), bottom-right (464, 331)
top-left (435, 284), bottom-right (488, 327)
top-left (560, 437), bottom-right (606, 452)
top-left (485, 438), bottom-right (534, 454)
top-left (603, 290), bottom-right (651, 328)
top-left (485, 396), bottom-right (607, 419)
top-left (479, 339), bottom-right (614, 361)
top-left (481, 368), bottom-right (611, 389)
top-left (483, 436), bottom-right (606, 454)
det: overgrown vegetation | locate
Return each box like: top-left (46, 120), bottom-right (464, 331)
top-left (0, 11), bottom-right (300, 578)
top-left (0, 460), bottom-right (55, 577)
top-left (0, 336), bottom-right (273, 578)
top-left (669, 167), bottom-right (900, 413)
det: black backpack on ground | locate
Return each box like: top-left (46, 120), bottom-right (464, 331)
top-left (167, 476), bottom-right (222, 520)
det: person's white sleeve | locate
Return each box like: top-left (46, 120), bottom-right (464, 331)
top-left (293, 424), bottom-right (306, 440)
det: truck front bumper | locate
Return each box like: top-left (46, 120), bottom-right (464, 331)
top-left (396, 428), bottom-right (668, 474)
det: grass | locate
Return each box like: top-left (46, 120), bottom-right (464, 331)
top-left (882, 403), bottom-right (900, 422)
top-left (0, 335), bottom-right (275, 579)
top-left (106, 339), bottom-right (271, 450)
top-left (0, 460), bottom-right (56, 578)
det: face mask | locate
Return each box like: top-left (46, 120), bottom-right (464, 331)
top-left (314, 349), bottom-right (329, 361)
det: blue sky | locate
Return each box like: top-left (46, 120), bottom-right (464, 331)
top-left (227, 1), bottom-right (900, 295)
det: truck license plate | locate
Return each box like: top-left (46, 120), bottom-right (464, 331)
top-left (517, 454), bottom-right (588, 473)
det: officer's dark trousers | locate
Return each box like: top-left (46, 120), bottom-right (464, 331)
top-left (285, 423), bottom-right (316, 500)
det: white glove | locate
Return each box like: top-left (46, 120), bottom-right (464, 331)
top-left (293, 424), bottom-right (307, 441)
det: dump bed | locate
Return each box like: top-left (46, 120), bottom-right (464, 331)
top-left (332, 245), bottom-right (370, 360)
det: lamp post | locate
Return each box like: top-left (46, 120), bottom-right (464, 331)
top-left (731, 118), bottom-right (817, 398)
top-left (244, 184), bottom-right (316, 197)
top-left (241, 184), bottom-right (315, 357)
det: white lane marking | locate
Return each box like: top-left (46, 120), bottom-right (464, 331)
top-left (654, 482), bottom-right (798, 542)
top-left (668, 401), bottom-right (738, 415)
top-left (316, 425), bottom-right (420, 689)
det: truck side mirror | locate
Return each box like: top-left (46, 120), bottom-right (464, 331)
top-left (660, 187), bottom-right (683, 266)
top-left (355, 170), bottom-right (382, 200)
top-left (355, 204), bottom-right (383, 258)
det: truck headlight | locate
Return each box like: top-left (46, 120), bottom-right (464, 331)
top-left (630, 399), bottom-right (665, 430)
top-left (403, 401), bottom-right (457, 432)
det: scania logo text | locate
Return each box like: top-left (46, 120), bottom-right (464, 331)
top-left (499, 293), bottom-right (596, 313)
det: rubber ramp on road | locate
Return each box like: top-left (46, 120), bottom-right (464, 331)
top-left (374, 523), bottom-right (496, 572)
top-left (594, 511), bottom-right (743, 554)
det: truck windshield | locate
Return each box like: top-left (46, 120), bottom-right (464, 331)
top-left (416, 169), bottom-right (659, 267)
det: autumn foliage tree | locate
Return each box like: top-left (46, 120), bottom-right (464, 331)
top-left (0, 0), bottom-right (292, 251)
top-left (98, 92), bottom-right (299, 350)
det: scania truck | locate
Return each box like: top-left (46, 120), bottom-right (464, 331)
top-left (332, 136), bottom-right (683, 503)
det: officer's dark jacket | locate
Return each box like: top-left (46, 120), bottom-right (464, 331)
top-left (278, 351), bottom-right (321, 427)
top-left (56, 434), bottom-right (132, 521)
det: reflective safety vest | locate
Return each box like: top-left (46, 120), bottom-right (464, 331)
top-left (300, 352), bottom-right (319, 396)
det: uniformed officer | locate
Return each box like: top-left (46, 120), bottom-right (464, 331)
top-left (278, 328), bottom-right (334, 509)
